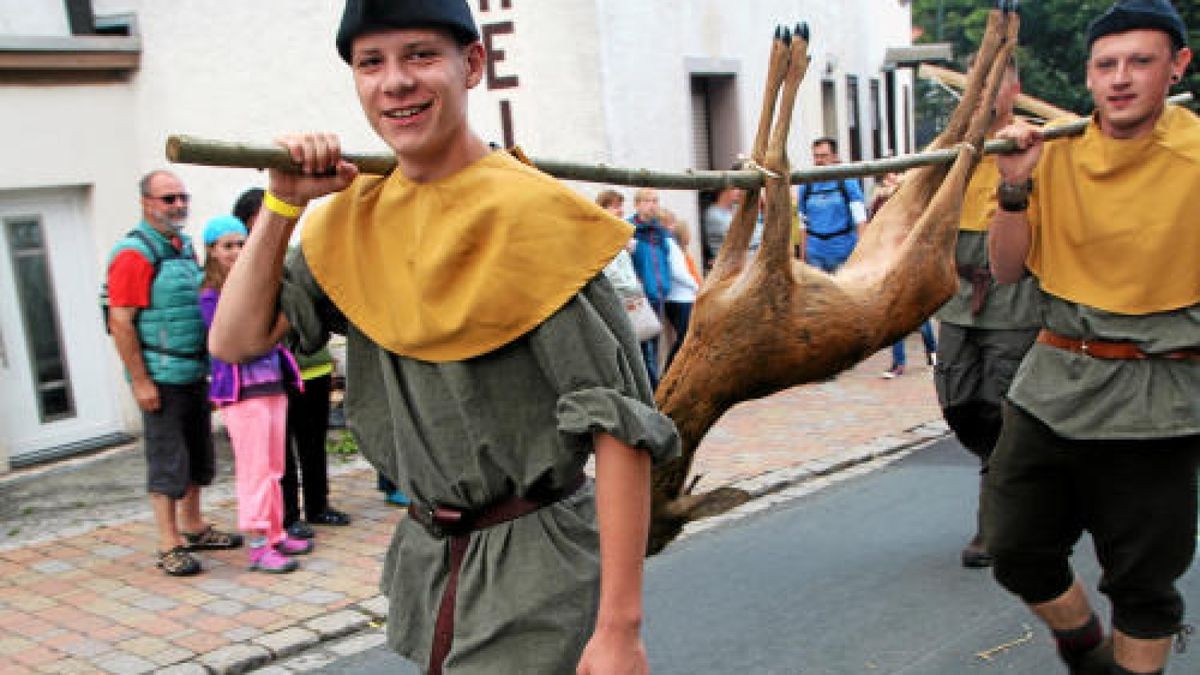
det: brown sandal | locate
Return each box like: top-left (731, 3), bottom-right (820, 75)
top-left (156, 546), bottom-right (201, 576)
top-left (183, 525), bottom-right (244, 550)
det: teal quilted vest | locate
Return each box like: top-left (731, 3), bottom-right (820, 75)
top-left (107, 222), bottom-right (207, 384)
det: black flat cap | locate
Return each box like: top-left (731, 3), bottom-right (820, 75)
top-left (1086, 0), bottom-right (1188, 50)
top-left (337, 0), bottom-right (480, 63)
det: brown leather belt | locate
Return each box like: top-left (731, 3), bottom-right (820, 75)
top-left (1037, 329), bottom-right (1200, 362)
top-left (409, 473), bottom-right (587, 675)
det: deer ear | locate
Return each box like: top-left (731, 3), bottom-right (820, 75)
top-left (796, 22), bottom-right (809, 41)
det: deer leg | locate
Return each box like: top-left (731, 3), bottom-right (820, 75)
top-left (926, 6), bottom-right (1012, 153)
top-left (908, 8), bottom-right (1021, 253)
top-left (710, 28), bottom-right (792, 281)
top-left (757, 23), bottom-right (811, 277)
top-left (846, 6), bottom-right (1021, 335)
top-left (857, 4), bottom-right (1018, 255)
top-left (961, 10), bottom-right (1021, 149)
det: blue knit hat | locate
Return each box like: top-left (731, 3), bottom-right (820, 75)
top-left (203, 215), bottom-right (248, 246)
top-left (336, 0), bottom-right (480, 64)
top-left (1087, 0), bottom-right (1188, 50)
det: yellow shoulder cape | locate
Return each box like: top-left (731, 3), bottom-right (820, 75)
top-left (1027, 104), bottom-right (1200, 314)
top-left (300, 149), bottom-right (633, 362)
top-left (959, 152), bottom-right (1000, 232)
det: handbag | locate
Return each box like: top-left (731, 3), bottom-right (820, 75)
top-left (624, 296), bottom-right (662, 342)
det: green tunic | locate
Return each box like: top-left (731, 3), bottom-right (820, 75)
top-left (935, 230), bottom-right (1041, 329)
top-left (1008, 292), bottom-right (1200, 440)
top-left (934, 231), bottom-right (1043, 415)
top-left (280, 249), bottom-right (680, 672)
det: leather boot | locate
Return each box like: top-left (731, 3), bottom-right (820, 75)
top-left (1065, 637), bottom-right (1113, 675)
top-left (962, 478), bottom-right (993, 568)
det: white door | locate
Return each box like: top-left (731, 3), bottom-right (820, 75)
top-left (0, 188), bottom-right (125, 466)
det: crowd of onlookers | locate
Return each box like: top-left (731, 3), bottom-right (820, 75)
top-left (596, 188), bottom-right (701, 390)
top-left (105, 172), bottom-right (392, 577)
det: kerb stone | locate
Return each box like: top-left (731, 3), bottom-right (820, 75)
top-left (303, 609), bottom-right (371, 641)
top-left (197, 644), bottom-right (272, 675)
top-left (252, 627), bottom-right (321, 660)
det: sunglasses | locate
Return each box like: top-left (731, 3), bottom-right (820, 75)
top-left (150, 193), bottom-right (191, 205)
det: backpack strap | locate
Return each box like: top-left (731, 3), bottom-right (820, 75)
top-left (126, 227), bottom-right (189, 271)
top-left (837, 180), bottom-right (852, 208)
top-left (800, 181), bottom-right (853, 210)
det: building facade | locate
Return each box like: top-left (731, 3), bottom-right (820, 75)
top-left (0, 0), bottom-right (913, 471)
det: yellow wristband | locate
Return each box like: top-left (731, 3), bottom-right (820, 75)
top-left (263, 191), bottom-right (305, 220)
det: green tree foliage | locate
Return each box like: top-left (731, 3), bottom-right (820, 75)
top-left (912, 0), bottom-right (1198, 118)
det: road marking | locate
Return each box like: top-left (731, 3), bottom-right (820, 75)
top-left (975, 624), bottom-right (1034, 662)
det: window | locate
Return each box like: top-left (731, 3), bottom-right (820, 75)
top-left (821, 80), bottom-right (838, 138)
top-left (846, 75), bottom-right (862, 162)
top-left (6, 216), bottom-right (75, 422)
top-left (870, 78), bottom-right (883, 159)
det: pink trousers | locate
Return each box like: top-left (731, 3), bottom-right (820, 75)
top-left (221, 394), bottom-right (288, 544)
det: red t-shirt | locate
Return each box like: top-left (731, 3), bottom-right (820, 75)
top-left (106, 235), bottom-right (185, 308)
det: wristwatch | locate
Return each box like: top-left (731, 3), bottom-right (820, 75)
top-left (997, 178), bottom-right (1033, 212)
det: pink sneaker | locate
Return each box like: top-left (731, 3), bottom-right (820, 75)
top-left (275, 535), bottom-right (313, 556)
top-left (248, 545), bottom-right (298, 574)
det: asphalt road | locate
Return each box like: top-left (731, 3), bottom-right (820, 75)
top-left (310, 438), bottom-right (1199, 674)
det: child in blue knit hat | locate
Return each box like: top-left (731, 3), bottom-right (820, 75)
top-left (200, 215), bottom-right (311, 573)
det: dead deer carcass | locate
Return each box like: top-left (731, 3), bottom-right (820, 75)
top-left (649, 4), bottom-right (1021, 554)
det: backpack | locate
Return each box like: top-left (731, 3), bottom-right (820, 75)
top-left (797, 179), bottom-right (854, 212)
top-left (99, 228), bottom-right (190, 334)
top-left (798, 179), bottom-right (858, 240)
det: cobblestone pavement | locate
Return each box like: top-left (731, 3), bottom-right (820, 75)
top-left (0, 341), bottom-right (944, 674)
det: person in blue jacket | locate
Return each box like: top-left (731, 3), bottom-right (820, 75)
top-left (629, 187), bottom-right (672, 389)
top-left (798, 137), bottom-right (867, 272)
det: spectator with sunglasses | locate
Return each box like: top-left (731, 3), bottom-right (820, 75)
top-left (105, 170), bottom-right (243, 577)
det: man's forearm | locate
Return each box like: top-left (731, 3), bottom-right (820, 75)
top-left (209, 210), bottom-right (296, 362)
top-left (988, 208), bottom-right (1032, 285)
top-left (592, 432), bottom-right (651, 630)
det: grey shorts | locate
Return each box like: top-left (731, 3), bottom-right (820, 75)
top-left (143, 381), bottom-right (215, 499)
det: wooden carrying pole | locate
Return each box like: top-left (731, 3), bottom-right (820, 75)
top-left (165, 93), bottom-right (1192, 191)
top-left (918, 63), bottom-right (1075, 121)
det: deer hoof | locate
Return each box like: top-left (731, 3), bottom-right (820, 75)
top-left (997, 0), bottom-right (1019, 13)
top-left (796, 21), bottom-right (810, 41)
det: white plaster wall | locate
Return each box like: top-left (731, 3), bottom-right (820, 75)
top-left (80, 0), bottom-right (910, 256)
top-left (85, 0), bottom-right (613, 243)
top-left (596, 0), bottom-right (913, 254)
top-left (0, 83), bottom-right (141, 428)
top-left (90, 0), bottom-right (364, 246)
top-left (0, 0), bottom-right (912, 445)
top-left (0, 0), bottom-right (69, 35)
top-left (464, 1), bottom-right (612, 212)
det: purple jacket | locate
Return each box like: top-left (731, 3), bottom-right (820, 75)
top-left (199, 288), bottom-right (302, 404)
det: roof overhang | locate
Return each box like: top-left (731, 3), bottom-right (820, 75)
top-left (0, 33), bottom-right (140, 83)
top-left (884, 43), bottom-right (954, 68)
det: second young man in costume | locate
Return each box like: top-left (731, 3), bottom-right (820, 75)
top-left (932, 56), bottom-right (1040, 569)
